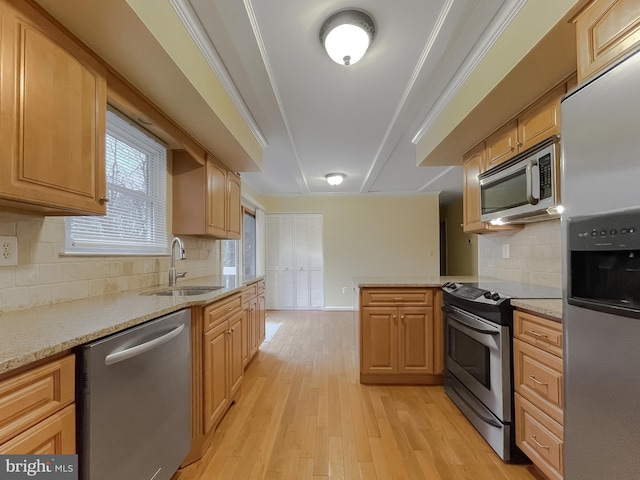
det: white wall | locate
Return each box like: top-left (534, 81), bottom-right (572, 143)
top-left (262, 194), bottom-right (440, 309)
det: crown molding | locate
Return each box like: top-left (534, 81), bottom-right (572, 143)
top-left (169, 0), bottom-right (268, 149)
top-left (411, 0), bottom-right (527, 145)
top-left (360, 0), bottom-right (455, 194)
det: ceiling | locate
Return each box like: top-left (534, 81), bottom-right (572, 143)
top-left (173, 0), bottom-right (522, 204)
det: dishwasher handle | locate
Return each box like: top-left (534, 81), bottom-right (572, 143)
top-left (105, 324), bottom-right (185, 365)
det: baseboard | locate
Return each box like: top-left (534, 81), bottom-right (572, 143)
top-left (323, 306), bottom-right (355, 311)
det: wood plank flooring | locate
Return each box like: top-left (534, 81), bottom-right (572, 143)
top-left (173, 310), bottom-right (540, 480)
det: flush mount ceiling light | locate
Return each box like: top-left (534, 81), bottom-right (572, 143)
top-left (325, 173), bottom-right (344, 186)
top-left (319, 9), bottom-right (376, 66)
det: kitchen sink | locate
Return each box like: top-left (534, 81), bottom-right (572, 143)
top-left (144, 286), bottom-right (224, 296)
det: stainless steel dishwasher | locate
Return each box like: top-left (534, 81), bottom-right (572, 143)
top-left (77, 309), bottom-right (191, 480)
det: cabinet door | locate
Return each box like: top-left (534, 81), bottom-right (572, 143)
top-left (249, 297), bottom-right (258, 359)
top-left (462, 143), bottom-right (486, 233)
top-left (517, 85), bottom-right (564, 152)
top-left (398, 307), bottom-right (434, 374)
top-left (241, 302), bottom-right (250, 368)
top-left (206, 160), bottom-right (227, 237)
top-left (203, 321), bottom-right (229, 432)
top-left (0, 0), bottom-right (106, 215)
top-left (226, 173), bottom-right (241, 239)
top-left (485, 120), bottom-right (518, 170)
top-left (257, 292), bottom-right (266, 344)
top-left (361, 307), bottom-right (397, 374)
top-left (0, 405), bottom-right (75, 454)
top-left (575, 0), bottom-right (640, 82)
top-left (229, 313), bottom-right (243, 400)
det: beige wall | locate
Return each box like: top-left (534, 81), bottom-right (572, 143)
top-left (262, 194), bottom-right (440, 309)
top-left (441, 200), bottom-right (478, 276)
top-left (478, 219), bottom-right (561, 288)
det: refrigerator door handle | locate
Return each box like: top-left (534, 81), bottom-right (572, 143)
top-left (526, 158), bottom-right (540, 204)
top-left (105, 324), bottom-right (185, 365)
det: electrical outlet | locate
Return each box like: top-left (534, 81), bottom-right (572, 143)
top-left (0, 236), bottom-right (18, 266)
top-left (342, 286), bottom-right (348, 294)
top-left (502, 244), bottom-right (510, 259)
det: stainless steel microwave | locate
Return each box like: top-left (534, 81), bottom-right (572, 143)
top-left (479, 137), bottom-right (560, 224)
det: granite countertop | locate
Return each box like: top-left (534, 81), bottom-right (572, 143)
top-left (354, 276), bottom-right (478, 287)
top-left (511, 299), bottom-right (563, 321)
top-left (0, 275), bottom-right (264, 375)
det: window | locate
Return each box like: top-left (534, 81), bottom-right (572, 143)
top-left (222, 240), bottom-right (238, 275)
top-left (244, 210), bottom-right (256, 277)
top-left (66, 109), bottom-right (168, 254)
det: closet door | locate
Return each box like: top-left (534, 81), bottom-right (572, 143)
top-left (295, 215), bottom-right (310, 310)
top-left (277, 215), bottom-right (295, 310)
top-left (265, 215), bottom-right (279, 309)
top-left (308, 214), bottom-right (324, 310)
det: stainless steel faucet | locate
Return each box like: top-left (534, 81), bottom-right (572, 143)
top-left (169, 237), bottom-right (187, 287)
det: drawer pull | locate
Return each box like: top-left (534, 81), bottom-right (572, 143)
top-left (530, 435), bottom-right (549, 449)
top-left (529, 375), bottom-right (548, 386)
top-left (226, 306), bottom-right (234, 311)
top-left (527, 330), bottom-right (548, 338)
top-left (393, 297), bottom-right (404, 301)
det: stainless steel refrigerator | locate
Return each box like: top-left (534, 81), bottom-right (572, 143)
top-left (561, 49), bottom-right (640, 480)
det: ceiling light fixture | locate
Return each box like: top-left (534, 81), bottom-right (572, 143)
top-left (319, 9), bottom-right (376, 66)
top-left (325, 173), bottom-right (344, 186)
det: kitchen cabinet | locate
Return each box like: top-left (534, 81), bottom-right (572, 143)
top-left (183, 293), bottom-right (243, 466)
top-left (173, 150), bottom-right (242, 239)
top-left (359, 287), bottom-right (442, 385)
top-left (574, 0), bottom-right (640, 83)
top-left (513, 310), bottom-right (564, 480)
top-left (484, 86), bottom-right (563, 171)
top-left (0, 354), bottom-right (75, 454)
top-left (242, 278), bottom-right (266, 368)
top-left (0, 0), bottom-right (107, 215)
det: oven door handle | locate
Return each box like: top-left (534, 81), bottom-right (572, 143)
top-left (443, 305), bottom-right (499, 336)
top-left (448, 380), bottom-right (503, 428)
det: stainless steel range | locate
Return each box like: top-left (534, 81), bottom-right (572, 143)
top-left (441, 281), bottom-right (560, 462)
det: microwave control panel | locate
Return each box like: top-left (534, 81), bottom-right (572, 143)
top-left (539, 153), bottom-right (553, 200)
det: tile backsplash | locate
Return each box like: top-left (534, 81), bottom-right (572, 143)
top-left (478, 219), bottom-right (561, 288)
top-left (0, 212), bottom-right (220, 313)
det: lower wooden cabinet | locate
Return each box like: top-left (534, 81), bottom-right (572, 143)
top-left (0, 354), bottom-right (75, 454)
top-left (242, 279), bottom-right (266, 368)
top-left (359, 287), bottom-right (442, 385)
top-left (513, 310), bottom-right (564, 480)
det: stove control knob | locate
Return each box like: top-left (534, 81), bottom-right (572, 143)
top-left (491, 292), bottom-right (501, 301)
top-left (483, 291), bottom-right (492, 299)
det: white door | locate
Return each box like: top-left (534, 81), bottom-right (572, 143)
top-left (266, 213), bottom-right (324, 310)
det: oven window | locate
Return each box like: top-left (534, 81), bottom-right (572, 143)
top-left (448, 325), bottom-right (491, 389)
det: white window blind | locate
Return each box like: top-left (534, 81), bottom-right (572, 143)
top-left (65, 109), bottom-right (168, 255)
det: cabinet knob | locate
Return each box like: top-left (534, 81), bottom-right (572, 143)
top-left (400, 315), bottom-right (405, 320)
top-left (99, 197), bottom-right (110, 205)
top-left (516, 141), bottom-right (523, 148)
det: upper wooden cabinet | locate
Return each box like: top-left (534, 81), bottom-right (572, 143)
top-left (173, 150), bottom-right (242, 239)
top-left (462, 143), bottom-right (486, 234)
top-left (485, 120), bottom-right (519, 170)
top-left (484, 86), bottom-right (564, 171)
top-left (574, 0), bottom-right (640, 83)
top-left (0, 0), bottom-right (107, 215)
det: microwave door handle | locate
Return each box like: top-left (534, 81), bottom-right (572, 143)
top-left (526, 159), bottom-right (540, 205)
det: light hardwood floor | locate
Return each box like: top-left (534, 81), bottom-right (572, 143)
top-left (173, 310), bottom-right (540, 480)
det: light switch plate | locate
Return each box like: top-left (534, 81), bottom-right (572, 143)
top-left (0, 236), bottom-right (18, 266)
top-left (502, 244), bottom-right (510, 259)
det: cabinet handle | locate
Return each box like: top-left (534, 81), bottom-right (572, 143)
top-left (527, 330), bottom-right (548, 339)
top-left (393, 297), bottom-right (403, 301)
top-left (529, 435), bottom-right (549, 449)
top-left (516, 141), bottom-right (523, 148)
top-left (226, 306), bottom-right (234, 311)
top-left (99, 196), bottom-right (110, 205)
top-left (509, 146), bottom-right (515, 152)
top-left (529, 375), bottom-right (548, 386)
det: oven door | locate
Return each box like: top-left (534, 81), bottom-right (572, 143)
top-left (443, 304), bottom-right (511, 422)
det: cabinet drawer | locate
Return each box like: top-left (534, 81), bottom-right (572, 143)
top-left (514, 310), bottom-right (563, 357)
top-left (242, 283), bottom-right (258, 302)
top-left (362, 288), bottom-right (432, 307)
top-left (515, 394), bottom-right (564, 480)
top-left (514, 339), bottom-right (563, 424)
top-left (0, 355), bottom-right (75, 445)
top-left (257, 280), bottom-right (265, 295)
top-left (0, 404), bottom-right (75, 454)
top-left (204, 294), bottom-right (242, 331)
